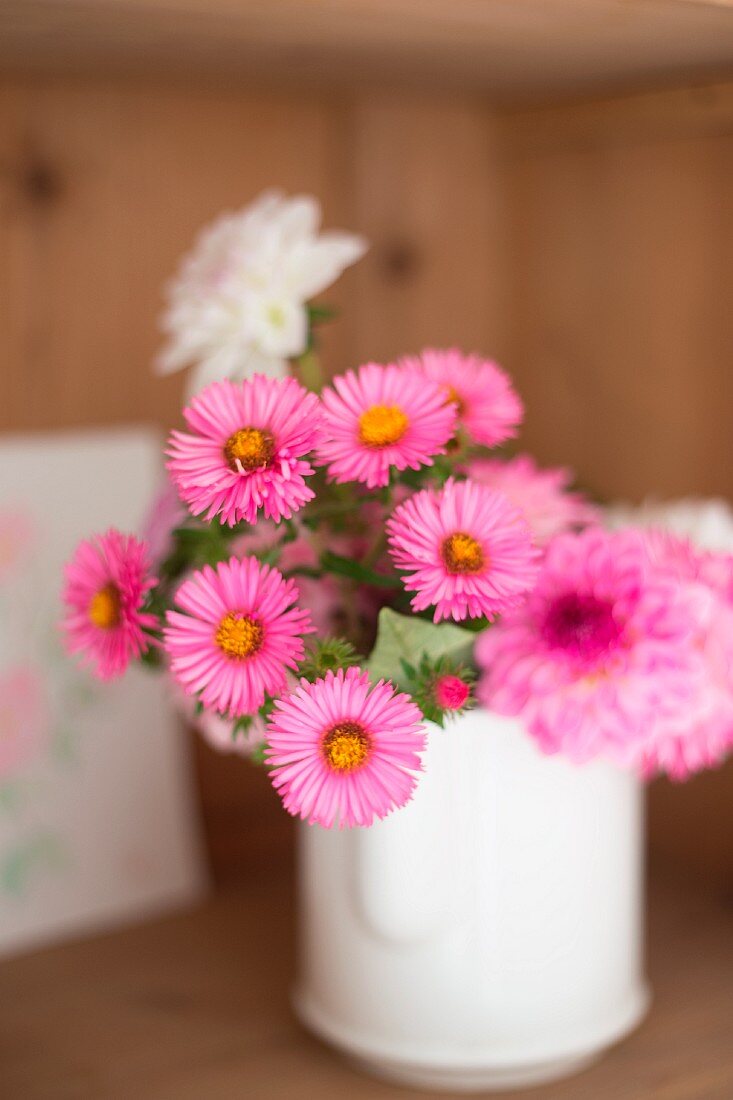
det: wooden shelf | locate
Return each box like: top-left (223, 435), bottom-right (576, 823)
top-left (1, 1), bottom-right (733, 98)
top-left (1, 867), bottom-right (732, 1098)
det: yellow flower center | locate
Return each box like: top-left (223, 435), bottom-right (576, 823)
top-left (267, 303), bottom-right (286, 328)
top-left (322, 721), bottom-right (371, 772)
top-left (224, 427), bottom-right (275, 472)
top-left (215, 612), bottom-right (264, 659)
top-left (441, 531), bottom-right (485, 575)
top-left (358, 405), bottom-right (409, 448)
top-left (88, 583), bottom-right (121, 629)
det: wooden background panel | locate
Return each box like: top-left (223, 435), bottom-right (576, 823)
top-left (348, 94), bottom-right (508, 365)
top-left (506, 128), bottom-right (733, 500)
top-left (504, 82), bottom-right (733, 887)
top-left (0, 75), bottom-right (341, 433)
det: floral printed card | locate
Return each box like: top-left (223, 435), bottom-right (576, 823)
top-left (0, 428), bottom-right (207, 957)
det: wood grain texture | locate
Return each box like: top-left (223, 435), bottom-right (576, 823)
top-left (349, 93), bottom-right (508, 365)
top-left (1, 868), bottom-right (732, 1098)
top-left (506, 94), bottom-right (733, 500)
top-left (0, 75), bottom-right (343, 434)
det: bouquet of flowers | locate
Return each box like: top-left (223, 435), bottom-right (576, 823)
top-left (62, 191), bottom-right (733, 829)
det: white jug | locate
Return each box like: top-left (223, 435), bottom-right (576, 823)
top-left (294, 709), bottom-right (649, 1091)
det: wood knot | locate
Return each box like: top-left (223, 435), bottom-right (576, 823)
top-left (21, 160), bottom-right (63, 204)
top-left (381, 239), bottom-right (421, 282)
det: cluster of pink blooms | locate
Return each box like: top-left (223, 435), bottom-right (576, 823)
top-left (477, 526), bottom-right (733, 780)
top-left (63, 343), bottom-right (733, 829)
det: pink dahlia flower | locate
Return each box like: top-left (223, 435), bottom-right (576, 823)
top-left (266, 667), bottom-right (426, 828)
top-left (633, 530), bottom-right (733, 780)
top-left (316, 362), bottom-right (457, 488)
top-left (467, 454), bottom-right (599, 547)
top-left (63, 529), bottom-right (157, 680)
top-left (167, 375), bottom-right (321, 527)
top-left (387, 478), bottom-right (538, 622)
top-left (477, 528), bottom-right (703, 765)
top-left (164, 556), bottom-right (312, 718)
top-left (405, 348), bottom-right (523, 449)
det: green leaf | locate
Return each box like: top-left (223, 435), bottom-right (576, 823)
top-left (139, 646), bottom-right (164, 671)
top-left (233, 715), bottom-right (253, 737)
top-left (366, 608), bottom-right (476, 686)
top-left (307, 303), bottom-right (338, 325)
top-left (319, 550), bottom-right (402, 590)
top-left (249, 741), bottom-right (269, 767)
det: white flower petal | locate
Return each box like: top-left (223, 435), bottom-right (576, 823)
top-left (157, 190), bottom-right (367, 389)
top-left (249, 294), bottom-right (308, 358)
top-left (285, 233), bottom-right (368, 299)
top-left (607, 498), bottom-right (733, 552)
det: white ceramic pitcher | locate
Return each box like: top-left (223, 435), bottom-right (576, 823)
top-left (294, 708), bottom-right (649, 1092)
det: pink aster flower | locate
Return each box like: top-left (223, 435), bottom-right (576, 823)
top-left (167, 375), bottom-right (320, 527)
top-left (632, 530), bottom-right (733, 780)
top-left (467, 454), bottom-right (599, 547)
top-left (63, 529), bottom-right (158, 681)
top-left (316, 362), bottom-right (457, 488)
top-left (405, 347), bottom-right (523, 448)
top-left (266, 667), bottom-right (426, 828)
top-left (477, 528), bottom-right (703, 766)
top-left (387, 478), bottom-right (538, 622)
top-left (164, 556), bottom-right (312, 718)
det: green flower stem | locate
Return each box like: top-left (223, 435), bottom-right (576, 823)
top-left (362, 530), bottom-right (387, 570)
top-left (303, 500), bottom-right (360, 523)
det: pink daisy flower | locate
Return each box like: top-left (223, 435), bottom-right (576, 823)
top-left (266, 667), bottom-right (426, 828)
top-left (387, 478), bottom-right (539, 622)
top-left (163, 556), bottom-right (312, 718)
top-left (316, 362), bottom-right (457, 488)
top-left (62, 529), bottom-right (157, 681)
top-left (467, 454), bottom-right (599, 547)
top-left (167, 375), bottom-right (321, 527)
top-left (633, 530), bottom-right (733, 780)
top-left (405, 348), bottom-right (523, 448)
top-left (476, 528), bottom-right (703, 766)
